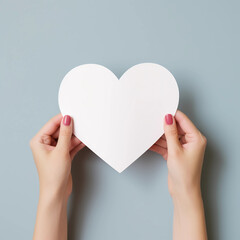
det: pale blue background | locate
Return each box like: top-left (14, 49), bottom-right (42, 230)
top-left (0, 0), bottom-right (239, 239)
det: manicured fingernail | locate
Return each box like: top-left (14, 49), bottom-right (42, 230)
top-left (63, 115), bottom-right (71, 126)
top-left (165, 114), bottom-right (173, 125)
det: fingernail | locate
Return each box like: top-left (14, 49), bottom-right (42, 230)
top-left (165, 114), bottom-right (173, 125)
top-left (63, 115), bottom-right (71, 126)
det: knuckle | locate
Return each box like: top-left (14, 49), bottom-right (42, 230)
top-left (167, 127), bottom-right (178, 136)
top-left (170, 146), bottom-right (182, 156)
top-left (198, 132), bottom-right (207, 146)
top-left (61, 128), bottom-right (71, 138)
top-left (41, 135), bottom-right (51, 145)
top-left (57, 143), bottom-right (68, 154)
top-left (201, 135), bottom-right (207, 145)
top-left (29, 138), bottom-right (35, 149)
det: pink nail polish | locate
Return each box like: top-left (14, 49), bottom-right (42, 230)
top-left (63, 115), bottom-right (71, 126)
top-left (165, 114), bottom-right (173, 125)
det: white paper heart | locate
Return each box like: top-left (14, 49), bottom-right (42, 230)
top-left (58, 63), bottom-right (179, 173)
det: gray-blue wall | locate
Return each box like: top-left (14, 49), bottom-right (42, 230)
top-left (0, 0), bottom-right (239, 239)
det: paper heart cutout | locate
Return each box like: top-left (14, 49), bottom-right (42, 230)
top-left (58, 63), bottom-right (179, 173)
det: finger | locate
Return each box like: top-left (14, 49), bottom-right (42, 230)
top-left (53, 132), bottom-right (81, 150)
top-left (52, 128), bottom-right (60, 139)
top-left (155, 138), bottom-right (167, 149)
top-left (39, 135), bottom-right (57, 147)
top-left (150, 144), bottom-right (167, 160)
top-left (161, 134), bottom-right (166, 141)
top-left (175, 110), bottom-right (199, 135)
top-left (164, 113), bottom-right (182, 154)
top-left (179, 135), bottom-right (187, 145)
top-left (56, 115), bottom-right (73, 153)
top-left (40, 135), bottom-right (52, 145)
top-left (70, 136), bottom-right (82, 151)
top-left (37, 114), bottom-right (62, 138)
top-left (160, 132), bottom-right (182, 141)
top-left (70, 142), bottom-right (85, 159)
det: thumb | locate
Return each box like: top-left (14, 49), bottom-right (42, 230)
top-left (164, 114), bottom-right (182, 154)
top-left (57, 115), bottom-right (72, 153)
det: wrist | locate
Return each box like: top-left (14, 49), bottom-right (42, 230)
top-left (172, 187), bottom-right (203, 212)
top-left (34, 189), bottom-right (68, 240)
top-left (169, 178), bottom-right (202, 203)
top-left (38, 192), bottom-right (68, 219)
top-left (39, 187), bottom-right (69, 207)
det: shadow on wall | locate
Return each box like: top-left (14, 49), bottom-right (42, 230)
top-left (202, 141), bottom-right (224, 240)
top-left (67, 147), bottom-right (96, 240)
top-left (178, 82), bottom-right (224, 240)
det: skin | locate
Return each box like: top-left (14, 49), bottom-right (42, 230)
top-left (30, 110), bottom-right (207, 240)
top-left (150, 110), bottom-right (207, 240)
top-left (30, 114), bottom-right (85, 240)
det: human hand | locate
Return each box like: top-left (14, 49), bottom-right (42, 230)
top-left (30, 114), bottom-right (85, 202)
top-left (150, 110), bottom-right (207, 199)
top-left (150, 110), bottom-right (208, 240)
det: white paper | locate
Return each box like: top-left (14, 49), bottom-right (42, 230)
top-left (58, 63), bottom-right (179, 173)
